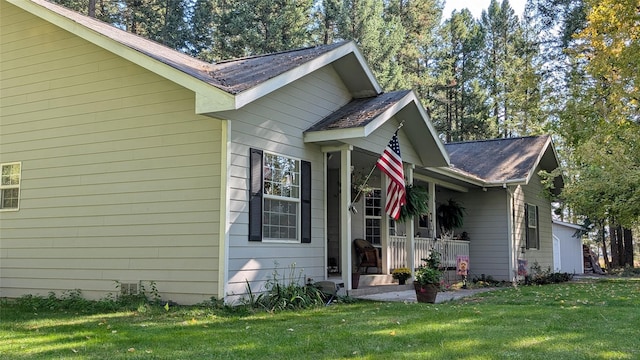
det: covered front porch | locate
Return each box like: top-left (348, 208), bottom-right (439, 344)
top-left (324, 144), bottom-right (471, 290)
top-left (349, 236), bottom-right (470, 291)
top-left (302, 89), bottom-right (464, 291)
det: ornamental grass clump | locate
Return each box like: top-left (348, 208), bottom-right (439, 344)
top-left (244, 262), bottom-right (325, 312)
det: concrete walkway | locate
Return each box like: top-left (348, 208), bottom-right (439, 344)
top-left (352, 287), bottom-right (498, 303)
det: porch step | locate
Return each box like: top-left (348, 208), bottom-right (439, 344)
top-left (358, 274), bottom-right (396, 286)
top-left (346, 283), bottom-right (414, 297)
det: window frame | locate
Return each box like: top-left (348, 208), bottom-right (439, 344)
top-left (525, 203), bottom-right (540, 249)
top-left (1, 162), bottom-right (21, 211)
top-left (364, 189), bottom-right (383, 245)
top-left (363, 188), bottom-right (396, 244)
top-left (261, 151), bottom-right (301, 243)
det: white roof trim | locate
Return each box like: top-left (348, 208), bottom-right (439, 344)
top-left (523, 136), bottom-right (553, 184)
top-left (406, 90), bottom-right (449, 165)
top-left (552, 220), bottom-right (584, 230)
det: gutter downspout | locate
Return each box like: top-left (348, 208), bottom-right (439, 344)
top-left (505, 184), bottom-right (517, 284)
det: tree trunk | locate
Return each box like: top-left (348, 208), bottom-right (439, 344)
top-left (601, 225), bottom-right (610, 269)
top-left (610, 225), bottom-right (620, 268)
top-left (623, 228), bottom-right (634, 267)
top-left (88, 0), bottom-right (96, 17)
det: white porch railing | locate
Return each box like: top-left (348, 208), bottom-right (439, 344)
top-left (389, 236), bottom-right (469, 271)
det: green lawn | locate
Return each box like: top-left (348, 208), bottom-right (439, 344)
top-left (1, 278), bottom-right (638, 359)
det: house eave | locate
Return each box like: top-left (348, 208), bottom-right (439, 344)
top-left (552, 220), bottom-right (584, 231)
top-left (234, 41), bottom-right (381, 109)
top-left (303, 128), bottom-right (367, 142)
top-left (427, 167), bottom-right (486, 187)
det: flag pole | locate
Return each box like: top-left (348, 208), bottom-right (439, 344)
top-left (348, 165), bottom-right (376, 214)
top-left (348, 121), bottom-right (405, 214)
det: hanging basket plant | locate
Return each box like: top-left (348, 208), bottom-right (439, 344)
top-left (397, 184), bottom-right (429, 223)
top-left (437, 198), bottom-right (466, 237)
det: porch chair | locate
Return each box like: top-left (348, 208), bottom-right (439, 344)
top-left (353, 238), bottom-right (381, 274)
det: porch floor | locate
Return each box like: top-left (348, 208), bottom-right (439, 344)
top-left (350, 286), bottom-right (497, 303)
top-left (325, 275), bottom-right (498, 303)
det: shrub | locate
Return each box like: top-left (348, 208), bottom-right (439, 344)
top-left (526, 262), bottom-right (574, 285)
top-left (618, 265), bottom-right (640, 277)
top-left (10, 281), bottom-right (164, 313)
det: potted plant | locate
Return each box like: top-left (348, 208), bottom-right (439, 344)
top-left (391, 267), bottom-right (411, 285)
top-left (397, 184), bottom-right (429, 223)
top-left (413, 251), bottom-right (443, 303)
top-left (436, 198), bottom-right (466, 238)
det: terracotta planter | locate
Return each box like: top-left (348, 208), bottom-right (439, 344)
top-left (414, 283), bottom-right (438, 303)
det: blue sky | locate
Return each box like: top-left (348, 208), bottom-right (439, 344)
top-left (442, 0), bottom-right (526, 20)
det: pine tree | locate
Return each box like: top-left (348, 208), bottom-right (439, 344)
top-left (312, 0), bottom-right (342, 45)
top-left (385, 0), bottom-right (443, 94)
top-left (479, 0), bottom-right (522, 138)
top-left (430, 9), bottom-right (493, 142)
top-left (189, 0), bottom-right (215, 60)
top-left (335, 0), bottom-right (405, 90)
top-left (209, 0), bottom-right (314, 60)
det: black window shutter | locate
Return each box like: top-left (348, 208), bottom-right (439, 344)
top-left (249, 148), bottom-right (263, 241)
top-left (301, 160), bottom-right (311, 243)
top-left (534, 205), bottom-right (540, 249)
top-left (524, 204), bottom-right (530, 249)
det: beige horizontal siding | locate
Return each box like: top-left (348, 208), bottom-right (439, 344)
top-left (521, 172), bottom-right (554, 271)
top-left (458, 188), bottom-right (511, 280)
top-left (0, 1), bottom-right (222, 304)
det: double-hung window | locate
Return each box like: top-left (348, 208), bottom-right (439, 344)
top-left (365, 189), bottom-right (382, 245)
top-left (1, 162), bottom-right (21, 211)
top-left (249, 149), bottom-right (311, 243)
top-left (263, 153), bottom-right (300, 241)
top-left (525, 203), bottom-right (539, 249)
top-left (364, 189), bottom-right (395, 245)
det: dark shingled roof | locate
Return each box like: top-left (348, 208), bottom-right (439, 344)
top-left (444, 135), bottom-right (552, 182)
top-left (211, 42), bottom-right (346, 94)
top-left (30, 0), bottom-right (346, 95)
top-left (306, 90), bottom-right (411, 132)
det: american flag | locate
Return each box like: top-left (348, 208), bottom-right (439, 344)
top-left (376, 132), bottom-right (406, 220)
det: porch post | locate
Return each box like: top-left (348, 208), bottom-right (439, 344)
top-left (406, 165), bottom-right (415, 274)
top-left (429, 182), bottom-right (437, 239)
top-left (339, 146), bottom-right (354, 289)
top-left (381, 175), bottom-right (390, 275)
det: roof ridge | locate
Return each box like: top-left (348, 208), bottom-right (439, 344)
top-left (214, 41), bottom-right (348, 64)
top-left (445, 134), bottom-right (547, 145)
